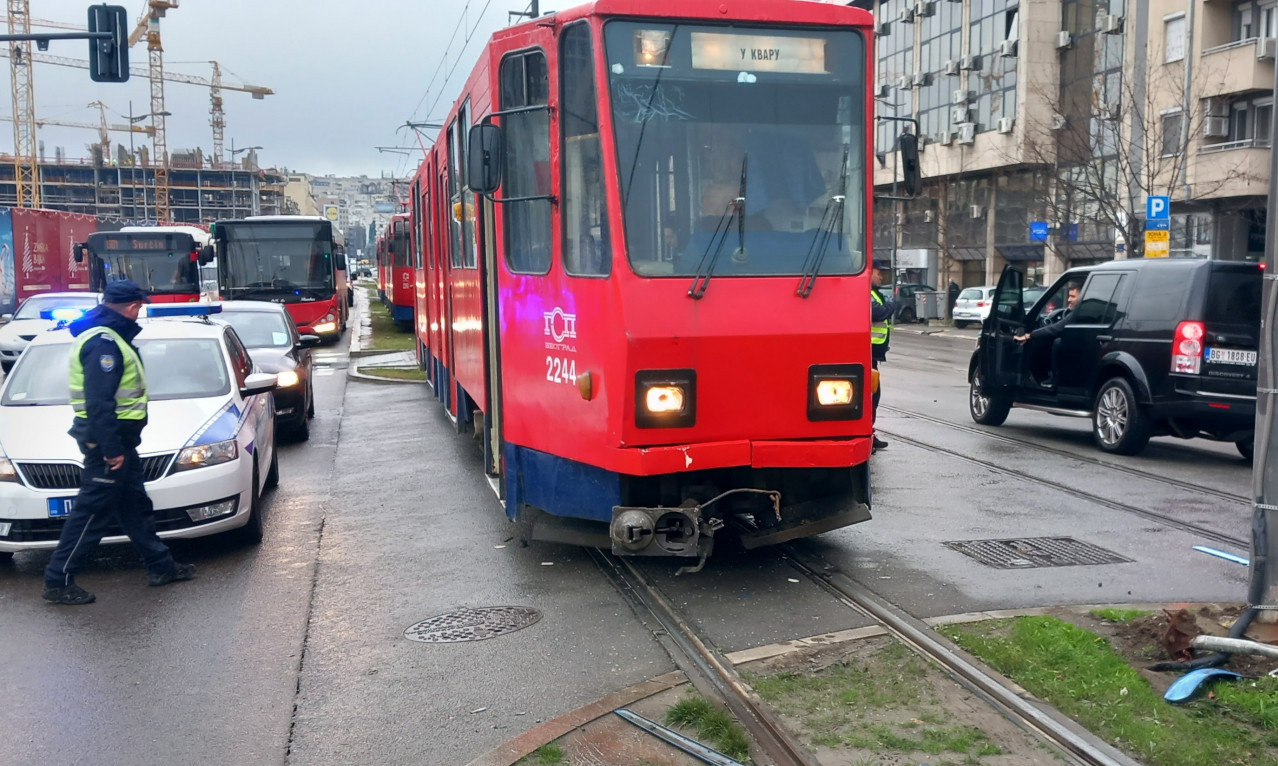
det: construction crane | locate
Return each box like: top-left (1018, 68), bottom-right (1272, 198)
top-left (6, 0), bottom-right (39, 207)
top-left (0, 102), bottom-right (154, 162)
top-left (129, 0), bottom-right (176, 221)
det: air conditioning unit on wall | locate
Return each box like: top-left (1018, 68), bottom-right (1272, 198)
top-left (960, 54), bottom-right (981, 70)
top-left (999, 39), bottom-right (1018, 58)
top-left (911, 72), bottom-right (931, 88)
top-left (914, 1), bottom-right (936, 18)
top-left (1203, 116), bottom-right (1230, 138)
top-left (899, 5), bottom-right (916, 23)
top-left (969, 204), bottom-right (985, 219)
top-left (944, 59), bottom-right (960, 76)
top-left (1100, 14), bottom-right (1124, 34)
top-left (952, 88), bottom-right (972, 104)
top-left (1057, 31), bottom-right (1074, 49)
top-left (1259, 37), bottom-right (1277, 60)
top-left (938, 130), bottom-right (955, 146)
top-left (997, 117), bottom-right (1014, 134)
top-left (951, 105), bottom-right (970, 123)
top-left (957, 123), bottom-right (976, 144)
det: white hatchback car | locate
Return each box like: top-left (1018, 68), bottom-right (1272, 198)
top-left (952, 286), bottom-right (997, 329)
top-left (0, 292), bottom-right (102, 372)
top-left (0, 305), bottom-right (279, 558)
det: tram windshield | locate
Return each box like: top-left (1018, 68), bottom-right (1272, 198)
top-left (219, 222), bottom-right (337, 301)
top-left (604, 22), bottom-right (867, 279)
top-left (87, 232), bottom-right (201, 295)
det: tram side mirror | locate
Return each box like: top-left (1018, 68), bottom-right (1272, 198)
top-left (898, 132), bottom-right (921, 198)
top-left (467, 123), bottom-right (504, 195)
top-left (198, 244), bottom-right (214, 266)
top-left (336, 255), bottom-right (347, 271)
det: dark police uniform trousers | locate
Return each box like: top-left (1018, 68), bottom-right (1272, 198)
top-left (43, 443), bottom-right (175, 588)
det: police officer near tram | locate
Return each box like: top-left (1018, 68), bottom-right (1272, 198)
top-left (870, 264), bottom-right (894, 452)
top-left (42, 280), bottom-right (195, 606)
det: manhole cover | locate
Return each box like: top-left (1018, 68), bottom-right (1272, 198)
top-left (943, 537), bottom-right (1132, 569)
top-left (404, 606), bottom-right (543, 643)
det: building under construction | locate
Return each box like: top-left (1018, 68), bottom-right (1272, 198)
top-left (0, 151), bottom-right (291, 224)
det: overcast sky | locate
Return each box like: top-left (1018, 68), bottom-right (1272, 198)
top-left (3, 0), bottom-right (574, 179)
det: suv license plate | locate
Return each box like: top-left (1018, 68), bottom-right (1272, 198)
top-left (1207, 348), bottom-right (1258, 366)
top-left (47, 497), bottom-right (75, 518)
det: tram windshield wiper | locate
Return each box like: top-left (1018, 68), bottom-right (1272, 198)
top-left (796, 144), bottom-right (849, 298)
top-left (687, 155), bottom-right (747, 299)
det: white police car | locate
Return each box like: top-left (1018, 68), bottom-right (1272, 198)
top-left (0, 304), bottom-right (278, 558)
top-left (0, 292), bottom-right (103, 372)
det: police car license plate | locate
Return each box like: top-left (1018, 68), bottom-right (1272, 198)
top-left (1206, 348), bottom-right (1258, 366)
top-left (47, 498), bottom-right (75, 518)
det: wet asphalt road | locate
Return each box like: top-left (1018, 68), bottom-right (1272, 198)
top-left (0, 322), bottom-right (1254, 765)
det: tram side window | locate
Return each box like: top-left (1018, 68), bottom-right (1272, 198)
top-left (500, 50), bottom-right (552, 275)
top-left (561, 23), bottom-right (610, 277)
top-left (411, 183), bottom-right (423, 270)
top-left (447, 107), bottom-right (478, 269)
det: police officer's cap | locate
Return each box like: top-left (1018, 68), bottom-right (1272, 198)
top-left (102, 280), bottom-right (152, 304)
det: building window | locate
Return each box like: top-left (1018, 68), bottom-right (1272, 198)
top-left (917, 0), bottom-right (962, 143)
top-left (1164, 15), bottom-right (1185, 62)
top-left (1256, 99), bottom-right (1274, 146)
top-left (968, 0), bottom-right (1018, 132)
top-left (1160, 111), bottom-right (1183, 156)
top-left (877, 0), bottom-right (915, 151)
top-left (1236, 4), bottom-right (1256, 41)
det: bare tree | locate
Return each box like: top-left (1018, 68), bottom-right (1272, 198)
top-left (1012, 63), bottom-right (1259, 257)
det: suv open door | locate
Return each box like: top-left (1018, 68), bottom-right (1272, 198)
top-left (980, 265), bottom-right (1024, 392)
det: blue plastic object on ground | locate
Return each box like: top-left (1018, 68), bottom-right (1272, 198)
top-left (1164, 667), bottom-right (1243, 703)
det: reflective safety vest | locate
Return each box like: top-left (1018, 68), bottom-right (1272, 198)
top-left (870, 290), bottom-right (892, 346)
top-left (69, 327), bottom-right (148, 420)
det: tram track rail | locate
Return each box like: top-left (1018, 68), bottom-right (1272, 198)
top-left (587, 547), bottom-right (822, 766)
top-left (882, 404), bottom-right (1249, 506)
top-left (877, 420), bottom-right (1249, 551)
top-left (777, 542), bottom-right (1142, 766)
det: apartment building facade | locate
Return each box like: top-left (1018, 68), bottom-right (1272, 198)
top-left (869, 0), bottom-right (1273, 289)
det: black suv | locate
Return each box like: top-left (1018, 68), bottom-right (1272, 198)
top-left (968, 259), bottom-right (1262, 457)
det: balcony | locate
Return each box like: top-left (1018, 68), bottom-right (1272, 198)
top-left (1198, 38), bottom-right (1275, 99)
top-left (1191, 143), bottom-right (1270, 199)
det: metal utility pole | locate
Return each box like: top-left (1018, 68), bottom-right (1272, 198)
top-left (1254, 44), bottom-right (1278, 611)
top-left (7, 0), bottom-right (38, 207)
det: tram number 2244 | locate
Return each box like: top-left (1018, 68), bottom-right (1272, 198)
top-left (546, 356), bottom-right (577, 386)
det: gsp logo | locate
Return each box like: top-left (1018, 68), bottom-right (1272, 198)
top-left (543, 307), bottom-right (577, 343)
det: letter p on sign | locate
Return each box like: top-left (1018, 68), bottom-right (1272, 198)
top-left (1147, 195), bottom-right (1170, 221)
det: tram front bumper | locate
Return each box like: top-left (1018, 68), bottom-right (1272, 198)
top-left (616, 436), bottom-right (873, 475)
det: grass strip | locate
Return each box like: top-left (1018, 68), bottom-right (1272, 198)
top-left (664, 694), bottom-right (753, 762)
top-left (357, 366), bottom-right (426, 381)
top-left (514, 743), bottom-right (565, 765)
top-left (364, 287), bottom-right (415, 351)
top-left (941, 616), bottom-right (1278, 766)
top-left (1089, 608), bottom-right (1153, 622)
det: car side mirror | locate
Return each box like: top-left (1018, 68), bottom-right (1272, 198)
top-left (240, 372), bottom-right (277, 397)
top-left (1, 314), bottom-right (11, 322)
top-left (198, 244), bottom-right (214, 266)
top-left (898, 132), bottom-right (921, 198)
top-left (298, 334), bottom-right (321, 348)
top-left (467, 123), bottom-right (504, 194)
top-left (74, 243), bottom-right (87, 264)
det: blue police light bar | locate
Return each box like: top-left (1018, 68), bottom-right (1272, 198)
top-left (147, 304), bottom-right (223, 318)
top-left (39, 308), bottom-right (86, 322)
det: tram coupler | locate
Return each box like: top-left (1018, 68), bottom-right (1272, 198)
top-left (609, 489), bottom-right (782, 566)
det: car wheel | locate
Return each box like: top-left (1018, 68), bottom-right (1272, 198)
top-left (1237, 438), bottom-right (1255, 462)
top-left (954, 320), bottom-right (968, 329)
top-left (1093, 378), bottom-right (1152, 455)
top-left (292, 412), bottom-right (310, 442)
top-left (969, 369), bottom-right (1011, 426)
top-left (306, 383), bottom-right (315, 419)
top-left (899, 306), bottom-right (916, 324)
top-left (264, 445), bottom-right (279, 490)
top-left (236, 464), bottom-right (263, 545)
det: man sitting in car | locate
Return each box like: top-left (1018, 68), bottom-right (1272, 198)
top-left (1014, 280), bottom-right (1081, 388)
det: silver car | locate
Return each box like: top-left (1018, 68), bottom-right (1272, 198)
top-left (0, 292), bottom-right (102, 372)
top-left (951, 286), bottom-right (996, 329)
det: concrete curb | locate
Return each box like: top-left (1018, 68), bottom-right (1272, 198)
top-left (467, 601), bottom-right (1211, 765)
top-left (345, 366), bottom-right (427, 385)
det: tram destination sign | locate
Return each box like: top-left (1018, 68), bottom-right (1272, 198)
top-left (690, 32), bottom-right (827, 74)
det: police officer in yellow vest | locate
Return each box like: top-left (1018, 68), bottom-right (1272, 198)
top-left (42, 280), bottom-right (195, 605)
top-left (870, 265), bottom-right (894, 452)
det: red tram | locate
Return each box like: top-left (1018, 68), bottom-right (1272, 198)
top-left (377, 213), bottom-right (415, 329)
top-left (410, 0), bottom-right (885, 565)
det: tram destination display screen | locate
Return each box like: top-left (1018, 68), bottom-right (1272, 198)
top-left (606, 21), bottom-right (867, 278)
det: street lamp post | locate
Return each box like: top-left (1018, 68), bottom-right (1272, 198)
top-left (127, 101), bottom-right (171, 223)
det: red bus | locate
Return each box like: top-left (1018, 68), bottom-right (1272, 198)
top-left (411, 0), bottom-right (892, 565)
top-left (208, 215), bottom-right (349, 341)
top-left (80, 225), bottom-right (212, 303)
top-left (377, 213), bottom-right (414, 329)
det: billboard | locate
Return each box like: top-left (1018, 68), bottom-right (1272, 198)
top-left (0, 209), bottom-right (13, 315)
top-left (375, 202), bottom-right (395, 213)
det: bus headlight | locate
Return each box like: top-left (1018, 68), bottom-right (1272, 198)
top-left (276, 370), bottom-right (301, 388)
top-left (174, 439), bottom-right (239, 472)
top-left (815, 379), bottom-right (854, 406)
top-left (807, 364), bottom-right (863, 421)
top-left (635, 370), bottom-right (696, 428)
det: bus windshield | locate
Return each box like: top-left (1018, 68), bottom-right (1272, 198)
top-left (604, 21), bottom-right (867, 278)
top-left (220, 222), bottom-right (336, 299)
top-left (88, 233), bottom-right (202, 295)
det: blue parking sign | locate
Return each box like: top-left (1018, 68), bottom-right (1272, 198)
top-left (1029, 221), bottom-right (1049, 242)
top-left (1147, 195), bottom-right (1170, 221)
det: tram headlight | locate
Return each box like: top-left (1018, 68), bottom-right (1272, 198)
top-left (635, 369), bottom-right (696, 429)
top-left (807, 364), bottom-right (863, 422)
top-left (815, 379), bottom-right (854, 406)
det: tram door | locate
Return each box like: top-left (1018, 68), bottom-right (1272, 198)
top-left (480, 193), bottom-right (503, 484)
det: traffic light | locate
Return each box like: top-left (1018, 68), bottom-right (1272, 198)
top-left (87, 5), bottom-right (129, 83)
top-left (898, 132), bottom-right (922, 198)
